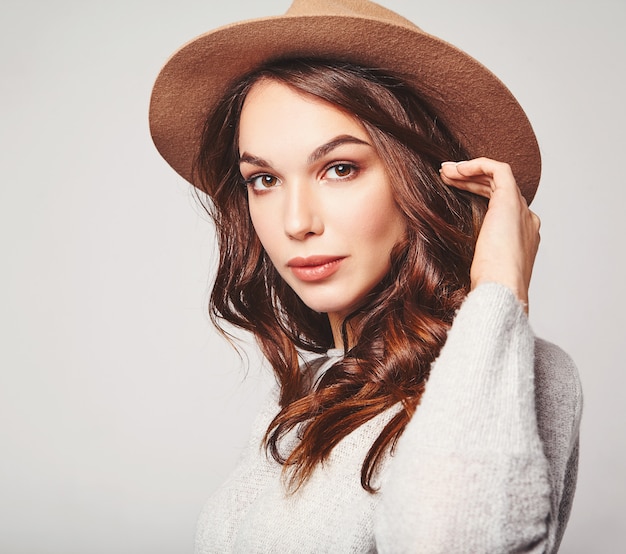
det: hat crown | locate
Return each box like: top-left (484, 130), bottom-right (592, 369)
top-left (150, 0), bottom-right (540, 202)
top-left (285, 0), bottom-right (419, 30)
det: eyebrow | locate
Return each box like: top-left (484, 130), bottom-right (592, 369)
top-left (239, 134), bottom-right (372, 168)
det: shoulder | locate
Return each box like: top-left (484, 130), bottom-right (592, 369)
top-left (532, 338), bottom-right (582, 549)
top-left (534, 338), bottom-right (582, 410)
top-left (533, 338), bottom-right (582, 446)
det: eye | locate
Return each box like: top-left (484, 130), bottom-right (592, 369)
top-left (324, 163), bottom-right (357, 180)
top-left (245, 174), bottom-right (281, 190)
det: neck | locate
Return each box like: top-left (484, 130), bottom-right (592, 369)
top-left (328, 312), bottom-right (352, 350)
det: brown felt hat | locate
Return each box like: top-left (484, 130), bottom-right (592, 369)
top-left (150, 0), bottom-right (541, 203)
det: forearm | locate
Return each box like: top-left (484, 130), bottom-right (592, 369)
top-left (375, 283), bottom-right (552, 553)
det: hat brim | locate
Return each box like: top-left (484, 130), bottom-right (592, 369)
top-left (149, 14), bottom-right (540, 203)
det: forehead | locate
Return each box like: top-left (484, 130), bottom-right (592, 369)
top-left (238, 79), bottom-right (369, 154)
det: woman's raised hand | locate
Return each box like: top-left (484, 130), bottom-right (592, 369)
top-left (440, 158), bottom-right (541, 312)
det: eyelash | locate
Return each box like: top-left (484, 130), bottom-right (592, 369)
top-left (243, 174), bottom-right (280, 190)
top-left (323, 162), bottom-right (358, 180)
top-left (242, 162), bottom-right (359, 192)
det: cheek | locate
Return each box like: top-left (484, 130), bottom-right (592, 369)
top-left (248, 201), bottom-right (280, 258)
top-left (248, 201), bottom-right (267, 238)
top-left (337, 192), bottom-right (405, 245)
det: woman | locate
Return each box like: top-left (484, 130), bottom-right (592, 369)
top-left (150, 1), bottom-right (582, 552)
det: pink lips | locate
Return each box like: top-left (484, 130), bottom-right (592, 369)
top-left (287, 256), bottom-right (345, 282)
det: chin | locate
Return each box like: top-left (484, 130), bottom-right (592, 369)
top-left (295, 290), bottom-right (360, 318)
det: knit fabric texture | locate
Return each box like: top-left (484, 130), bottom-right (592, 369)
top-left (195, 283), bottom-right (582, 553)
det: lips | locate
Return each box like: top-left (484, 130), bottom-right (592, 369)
top-left (287, 256), bottom-right (346, 282)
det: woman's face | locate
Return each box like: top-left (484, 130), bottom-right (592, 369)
top-left (238, 79), bottom-right (406, 334)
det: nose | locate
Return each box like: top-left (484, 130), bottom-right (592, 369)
top-left (283, 182), bottom-right (324, 241)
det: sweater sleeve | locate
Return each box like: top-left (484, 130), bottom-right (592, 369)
top-left (374, 283), bottom-right (582, 553)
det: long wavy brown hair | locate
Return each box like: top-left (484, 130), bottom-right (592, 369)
top-left (194, 58), bottom-right (487, 492)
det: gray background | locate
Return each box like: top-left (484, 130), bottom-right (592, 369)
top-left (1, 0), bottom-right (624, 552)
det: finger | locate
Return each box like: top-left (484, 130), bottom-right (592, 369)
top-left (440, 161), bottom-right (489, 181)
top-left (439, 162), bottom-right (493, 191)
top-left (530, 210), bottom-right (541, 231)
top-left (440, 171), bottom-right (494, 199)
top-left (442, 158), bottom-right (517, 190)
top-left (441, 173), bottom-right (493, 189)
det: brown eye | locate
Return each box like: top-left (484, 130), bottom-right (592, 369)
top-left (335, 164), bottom-right (351, 176)
top-left (325, 163), bottom-right (356, 180)
top-left (260, 175), bottom-right (277, 187)
top-left (248, 174), bottom-right (280, 190)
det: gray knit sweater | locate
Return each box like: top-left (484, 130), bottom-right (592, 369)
top-left (195, 284), bottom-right (582, 553)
